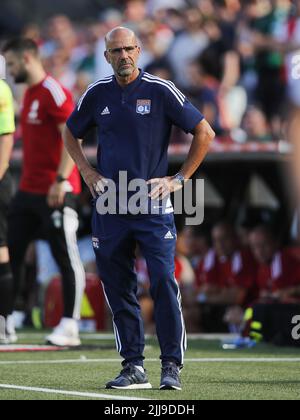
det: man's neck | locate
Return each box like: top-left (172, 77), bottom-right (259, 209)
top-left (27, 67), bottom-right (47, 88)
top-left (115, 68), bottom-right (140, 88)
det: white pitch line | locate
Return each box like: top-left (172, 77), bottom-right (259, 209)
top-left (0, 384), bottom-right (149, 401)
top-left (0, 358), bottom-right (300, 366)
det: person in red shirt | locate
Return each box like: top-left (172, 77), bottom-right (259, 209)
top-left (236, 226), bottom-right (300, 346)
top-left (199, 222), bottom-right (256, 305)
top-left (249, 226), bottom-right (300, 303)
top-left (3, 38), bottom-right (85, 346)
top-left (197, 222), bottom-right (256, 333)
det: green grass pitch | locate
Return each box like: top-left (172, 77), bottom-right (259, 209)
top-left (0, 333), bottom-right (300, 400)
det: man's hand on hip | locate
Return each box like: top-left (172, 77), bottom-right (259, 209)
top-left (81, 166), bottom-right (108, 199)
top-left (147, 176), bottom-right (184, 200)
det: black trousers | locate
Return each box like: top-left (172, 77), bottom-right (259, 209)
top-left (0, 171), bottom-right (14, 247)
top-left (7, 191), bottom-right (85, 319)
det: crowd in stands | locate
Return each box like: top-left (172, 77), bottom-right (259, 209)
top-left (130, 220), bottom-right (300, 333)
top-left (2, 0), bottom-right (300, 144)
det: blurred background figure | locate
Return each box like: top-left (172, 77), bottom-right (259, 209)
top-left (249, 225), bottom-right (300, 303)
top-left (197, 222), bottom-right (256, 333)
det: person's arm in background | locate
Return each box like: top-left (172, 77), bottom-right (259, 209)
top-left (0, 81), bottom-right (15, 180)
top-left (47, 123), bottom-right (79, 208)
top-left (219, 51), bottom-right (240, 94)
top-left (45, 86), bottom-right (84, 208)
top-left (0, 133), bottom-right (13, 181)
top-left (63, 125), bottom-right (106, 199)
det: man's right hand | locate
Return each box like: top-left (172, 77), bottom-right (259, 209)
top-left (81, 166), bottom-right (108, 199)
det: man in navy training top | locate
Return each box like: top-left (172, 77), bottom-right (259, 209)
top-left (64, 27), bottom-right (215, 391)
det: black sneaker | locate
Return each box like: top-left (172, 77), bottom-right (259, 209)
top-left (106, 364), bottom-right (152, 390)
top-left (160, 362), bottom-right (182, 391)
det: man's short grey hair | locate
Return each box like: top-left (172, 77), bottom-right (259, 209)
top-left (105, 27), bottom-right (137, 48)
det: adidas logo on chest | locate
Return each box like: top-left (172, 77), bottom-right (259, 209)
top-left (101, 107), bottom-right (110, 115)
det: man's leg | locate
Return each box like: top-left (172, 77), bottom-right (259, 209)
top-left (7, 192), bottom-right (39, 314)
top-left (45, 200), bottom-right (85, 321)
top-left (92, 212), bottom-right (145, 367)
top-left (135, 214), bottom-right (187, 368)
top-left (0, 172), bottom-right (14, 323)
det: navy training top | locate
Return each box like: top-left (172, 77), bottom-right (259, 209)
top-left (67, 70), bottom-right (204, 215)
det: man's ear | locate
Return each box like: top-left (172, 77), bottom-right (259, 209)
top-left (104, 51), bottom-right (110, 64)
top-left (22, 51), bottom-right (31, 65)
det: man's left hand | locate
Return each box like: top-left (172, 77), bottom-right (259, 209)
top-left (47, 182), bottom-right (67, 208)
top-left (147, 176), bottom-right (183, 200)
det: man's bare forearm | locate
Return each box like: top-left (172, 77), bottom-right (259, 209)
top-left (62, 125), bottom-right (92, 174)
top-left (179, 119), bottom-right (215, 180)
top-left (0, 134), bottom-right (14, 180)
top-left (63, 125), bottom-right (105, 198)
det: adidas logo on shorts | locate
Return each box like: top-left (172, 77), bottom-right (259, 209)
top-left (164, 231), bottom-right (174, 240)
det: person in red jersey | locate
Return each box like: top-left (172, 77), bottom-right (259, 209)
top-left (199, 223), bottom-right (256, 305)
top-left (237, 226), bottom-right (300, 346)
top-left (249, 226), bottom-right (300, 303)
top-left (197, 222), bottom-right (256, 333)
top-left (3, 39), bottom-right (85, 346)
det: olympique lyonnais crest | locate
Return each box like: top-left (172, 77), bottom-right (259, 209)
top-left (136, 99), bottom-right (151, 115)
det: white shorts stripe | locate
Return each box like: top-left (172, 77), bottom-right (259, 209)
top-left (63, 208), bottom-right (86, 320)
top-left (101, 284), bottom-right (122, 353)
top-left (174, 278), bottom-right (187, 365)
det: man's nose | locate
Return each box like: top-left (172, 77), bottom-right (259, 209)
top-left (120, 48), bottom-right (129, 58)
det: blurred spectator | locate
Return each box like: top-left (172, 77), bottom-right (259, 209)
top-left (190, 225), bottom-right (212, 269)
top-left (185, 59), bottom-right (224, 135)
top-left (249, 225), bottom-right (300, 303)
top-left (175, 226), bottom-right (198, 332)
top-left (124, 0), bottom-right (148, 32)
top-left (251, 0), bottom-right (288, 121)
top-left (95, 9), bottom-right (123, 79)
top-left (167, 7), bottom-right (209, 88)
top-left (239, 224), bottom-right (300, 345)
top-left (197, 222), bottom-right (256, 332)
top-left (275, 0), bottom-right (300, 107)
top-left (138, 19), bottom-right (174, 69)
top-left (199, 222), bottom-right (255, 305)
top-left (147, 0), bottom-right (186, 16)
top-left (241, 105), bottom-right (273, 142)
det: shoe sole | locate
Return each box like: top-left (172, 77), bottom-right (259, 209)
top-left (46, 338), bottom-right (81, 347)
top-left (160, 385), bottom-right (182, 391)
top-left (7, 336), bottom-right (18, 344)
top-left (106, 383), bottom-right (153, 390)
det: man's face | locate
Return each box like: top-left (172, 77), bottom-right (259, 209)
top-left (249, 231), bottom-right (276, 265)
top-left (4, 50), bottom-right (29, 84)
top-left (212, 226), bottom-right (236, 258)
top-left (105, 32), bottom-right (140, 78)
